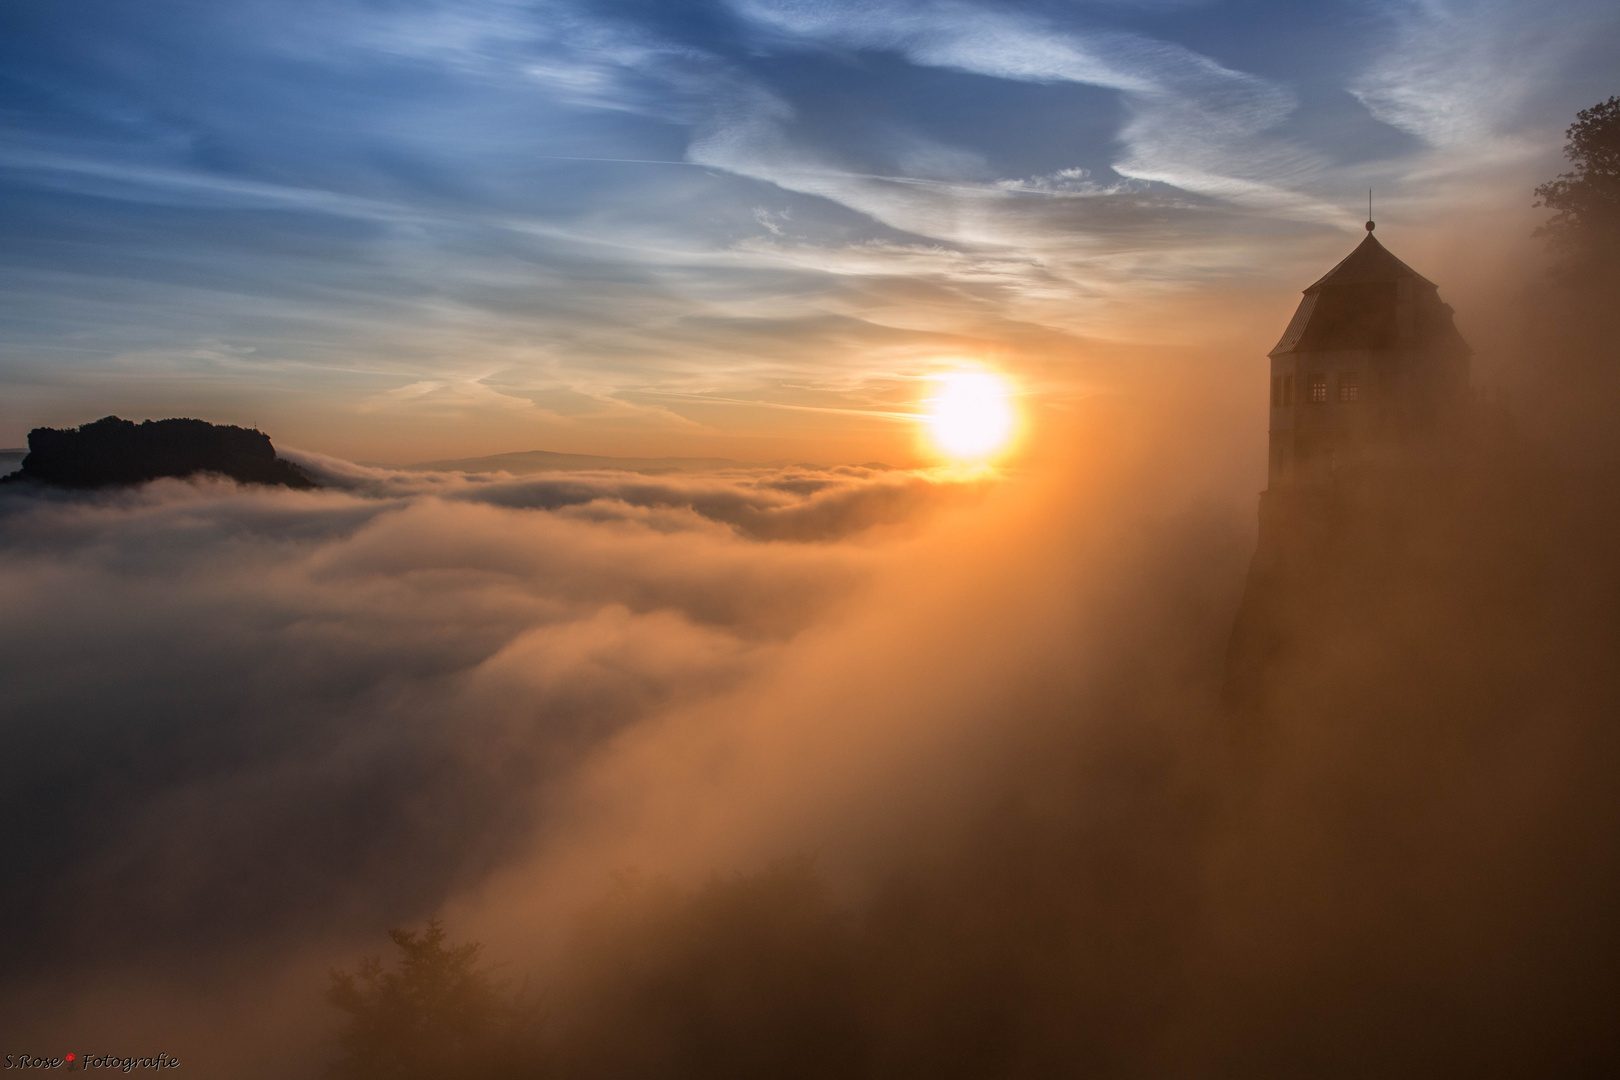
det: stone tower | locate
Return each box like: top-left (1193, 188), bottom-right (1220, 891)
top-left (1223, 226), bottom-right (1477, 715)
top-left (1265, 224), bottom-right (1471, 487)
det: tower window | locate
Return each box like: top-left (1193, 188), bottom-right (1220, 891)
top-left (1308, 373), bottom-right (1327, 403)
top-left (1338, 372), bottom-right (1360, 402)
top-left (1271, 376), bottom-right (1280, 408)
top-left (1283, 374), bottom-right (1294, 406)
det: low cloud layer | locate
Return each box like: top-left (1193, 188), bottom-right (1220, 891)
top-left (5, 321), bottom-right (1620, 1074)
top-left (0, 392), bottom-right (1258, 1073)
top-left (0, 458), bottom-right (990, 984)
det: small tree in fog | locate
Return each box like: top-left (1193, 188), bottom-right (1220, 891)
top-left (327, 919), bottom-right (545, 1079)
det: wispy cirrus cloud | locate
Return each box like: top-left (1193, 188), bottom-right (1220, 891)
top-left (1349, 0), bottom-right (1609, 156)
top-left (717, 0), bottom-right (1343, 225)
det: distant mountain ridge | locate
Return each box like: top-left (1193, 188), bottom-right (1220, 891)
top-left (393, 449), bottom-right (865, 475)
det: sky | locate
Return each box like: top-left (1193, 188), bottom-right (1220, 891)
top-left (2, 0), bottom-right (1615, 462)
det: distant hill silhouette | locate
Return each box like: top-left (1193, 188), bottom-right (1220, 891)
top-left (394, 449), bottom-right (893, 475)
top-left (397, 448), bottom-right (746, 475)
top-left (1, 416), bottom-right (315, 489)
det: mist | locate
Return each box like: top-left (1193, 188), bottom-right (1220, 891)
top-left (3, 255), bottom-right (1619, 1077)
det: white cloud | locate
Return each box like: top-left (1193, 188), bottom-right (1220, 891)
top-left (995, 167), bottom-right (1140, 196)
top-left (1349, 0), bottom-right (1586, 153)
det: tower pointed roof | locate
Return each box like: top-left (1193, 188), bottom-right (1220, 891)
top-left (1269, 229), bottom-right (1466, 358)
top-left (1302, 231), bottom-right (1436, 293)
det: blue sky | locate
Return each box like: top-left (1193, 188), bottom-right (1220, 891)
top-left (2, 0), bottom-right (1614, 460)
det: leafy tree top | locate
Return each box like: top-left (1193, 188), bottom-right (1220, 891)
top-left (1534, 96), bottom-right (1620, 266)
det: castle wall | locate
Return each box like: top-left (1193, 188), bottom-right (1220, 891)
top-left (1267, 346), bottom-right (1471, 488)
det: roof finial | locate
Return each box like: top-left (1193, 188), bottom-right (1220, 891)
top-left (1366, 188), bottom-right (1375, 232)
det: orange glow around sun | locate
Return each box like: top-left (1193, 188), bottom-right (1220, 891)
top-left (925, 371), bottom-right (1018, 462)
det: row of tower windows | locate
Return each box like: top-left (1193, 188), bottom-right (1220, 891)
top-left (1272, 371), bottom-right (1363, 407)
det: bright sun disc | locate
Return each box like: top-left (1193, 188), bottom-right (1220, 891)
top-left (927, 372), bottom-right (1016, 461)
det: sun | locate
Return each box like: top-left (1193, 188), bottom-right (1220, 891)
top-left (925, 371), bottom-right (1017, 462)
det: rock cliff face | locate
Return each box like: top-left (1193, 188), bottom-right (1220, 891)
top-left (2, 416), bottom-right (315, 489)
top-left (1221, 414), bottom-right (1557, 737)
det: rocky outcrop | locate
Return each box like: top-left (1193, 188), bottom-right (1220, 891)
top-left (1222, 417), bottom-right (1556, 736)
top-left (1, 415), bottom-right (315, 490)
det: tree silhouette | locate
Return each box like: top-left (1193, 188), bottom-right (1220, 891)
top-left (327, 919), bottom-right (546, 1079)
top-left (1534, 96), bottom-right (1620, 277)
